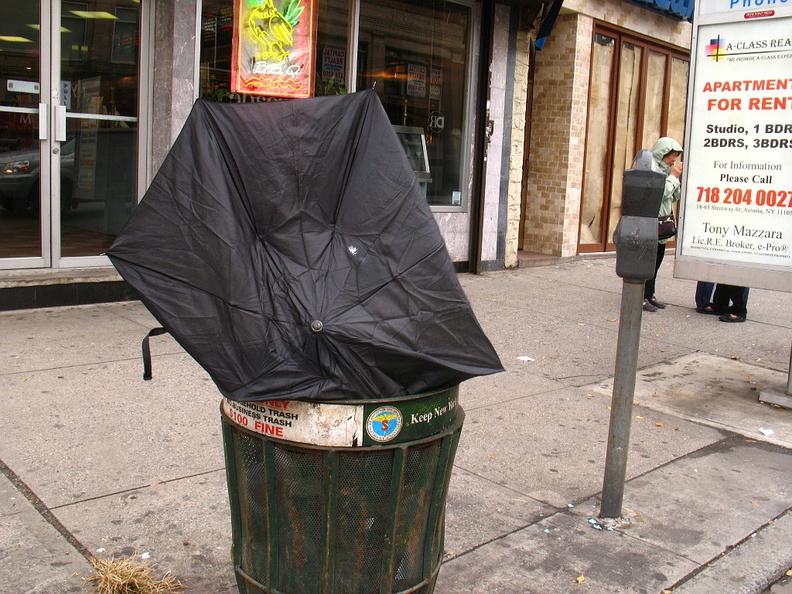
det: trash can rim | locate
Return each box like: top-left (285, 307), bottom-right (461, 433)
top-left (221, 385), bottom-right (461, 448)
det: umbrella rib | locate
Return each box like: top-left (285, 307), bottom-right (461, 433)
top-left (333, 99), bottom-right (372, 224)
top-left (357, 242), bottom-right (447, 305)
top-left (201, 103), bottom-right (260, 229)
top-left (110, 256), bottom-right (263, 317)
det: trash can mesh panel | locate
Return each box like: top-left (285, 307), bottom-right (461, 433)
top-left (234, 432), bottom-right (271, 584)
top-left (431, 428), bottom-right (462, 565)
top-left (393, 442), bottom-right (442, 590)
top-left (334, 449), bottom-right (395, 592)
top-left (272, 445), bottom-right (326, 594)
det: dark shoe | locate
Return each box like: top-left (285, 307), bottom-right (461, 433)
top-left (643, 300), bottom-right (657, 312)
top-left (719, 313), bottom-right (746, 323)
top-left (647, 297), bottom-right (666, 309)
top-left (696, 304), bottom-right (721, 315)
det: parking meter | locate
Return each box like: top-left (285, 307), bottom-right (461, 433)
top-left (614, 150), bottom-right (665, 282)
top-left (602, 149), bottom-right (667, 519)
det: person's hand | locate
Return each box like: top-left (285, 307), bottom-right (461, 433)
top-left (670, 160), bottom-right (683, 178)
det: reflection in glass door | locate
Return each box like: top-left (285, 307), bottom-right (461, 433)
top-left (0, 0), bottom-right (140, 267)
top-left (0, 1), bottom-right (44, 261)
top-left (59, 0), bottom-right (139, 259)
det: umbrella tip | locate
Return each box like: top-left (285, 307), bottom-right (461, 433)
top-left (310, 320), bottom-right (324, 333)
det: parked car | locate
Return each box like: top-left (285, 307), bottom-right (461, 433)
top-left (0, 137), bottom-right (76, 216)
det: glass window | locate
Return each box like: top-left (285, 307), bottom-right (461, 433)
top-left (667, 57), bottom-right (689, 145)
top-left (314, 0), bottom-right (349, 96)
top-left (0, 0), bottom-right (41, 258)
top-left (580, 33), bottom-right (615, 246)
top-left (199, 0), bottom-right (472, 208)
top-left (642, 50), bottom-right (667, 150)
top-left (112, 8), bottom-right (139, 65)
top-left (60, 0), bottom-right (141, 256)
top-left (357, 0), bottom-right (471, 207)
top-left (200, 0), bottom-right (349, 101)
top-left (579, 27), bottom-right (689, 252)
top-left (607, 40), bottom-right (642, 244)
top-left (1, 0), bottom-right (140, 262)
top-left (199, 0), bottom-right (236, 101)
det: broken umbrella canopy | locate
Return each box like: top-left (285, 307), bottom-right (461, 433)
top-left (107, 90), bottom-right (503, 402)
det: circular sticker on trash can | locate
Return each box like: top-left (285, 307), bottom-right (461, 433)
top-left (366, 406), bottom-right (403, 442)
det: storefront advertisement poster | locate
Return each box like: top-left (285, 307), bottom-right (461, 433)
top-left (407, 64), bottom-right (427, 98)
top-left (430, 66), bottom-right (442, 100)
top-left (681, 16), bottom-right (792, 270)
top-left (232, 0), bottom-right (317, 98)
top-left (321, 48), bottom-right (345, 82)
top-left (76, 76), bottom-right (101, 196)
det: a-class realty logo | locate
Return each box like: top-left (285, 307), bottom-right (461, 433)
top-left (706, 36), bottom-right (727, 61)
top-left (705, 33), bottom-right (792, 61)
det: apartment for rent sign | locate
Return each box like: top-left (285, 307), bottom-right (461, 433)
top-left (677, 4), bottom-right (792, 290)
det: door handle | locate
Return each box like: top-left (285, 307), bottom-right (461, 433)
top-left (39, 103), bottom-right (48, 140)
top-left (55, 104), bottom-right (66, 142)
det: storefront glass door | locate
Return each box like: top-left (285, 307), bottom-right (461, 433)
top-left (0, 1), bottom-right (44, 262)
top-left (0, 0), bottom-right (140, 268)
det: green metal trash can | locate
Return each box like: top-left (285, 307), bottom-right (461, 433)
top-left (221, 385), bottom-right (463, 594)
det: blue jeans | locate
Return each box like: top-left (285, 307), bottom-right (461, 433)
top-left (695, 281), bottom-right (715, 308)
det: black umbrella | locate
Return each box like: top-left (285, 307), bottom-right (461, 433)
top-left (108, 90), bottom-right (502, 402)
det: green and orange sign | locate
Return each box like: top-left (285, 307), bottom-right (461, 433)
top-left (231, 0), bottom-right (317, 98)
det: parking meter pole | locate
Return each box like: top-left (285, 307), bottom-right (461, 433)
top-left (602, 152), bottom-right (665, 519)
top-left (601, 279), bottom-right (644, 518)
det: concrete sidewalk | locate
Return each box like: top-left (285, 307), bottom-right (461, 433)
top-left (1, 256), bottom-right (791, 593)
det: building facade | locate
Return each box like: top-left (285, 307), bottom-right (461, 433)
top-left (520, 0), bottom-right (691, 263)
top-left (0, 0), bottom-right (690, 309)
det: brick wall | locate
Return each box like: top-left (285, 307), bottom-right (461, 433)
top-left (515, 5), bottom-right (691, 260)
top-left (522, 14), bottom-right (592, 257)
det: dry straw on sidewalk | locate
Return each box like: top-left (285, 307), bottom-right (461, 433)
top-left (85, 555), bottom-right (184, 594)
